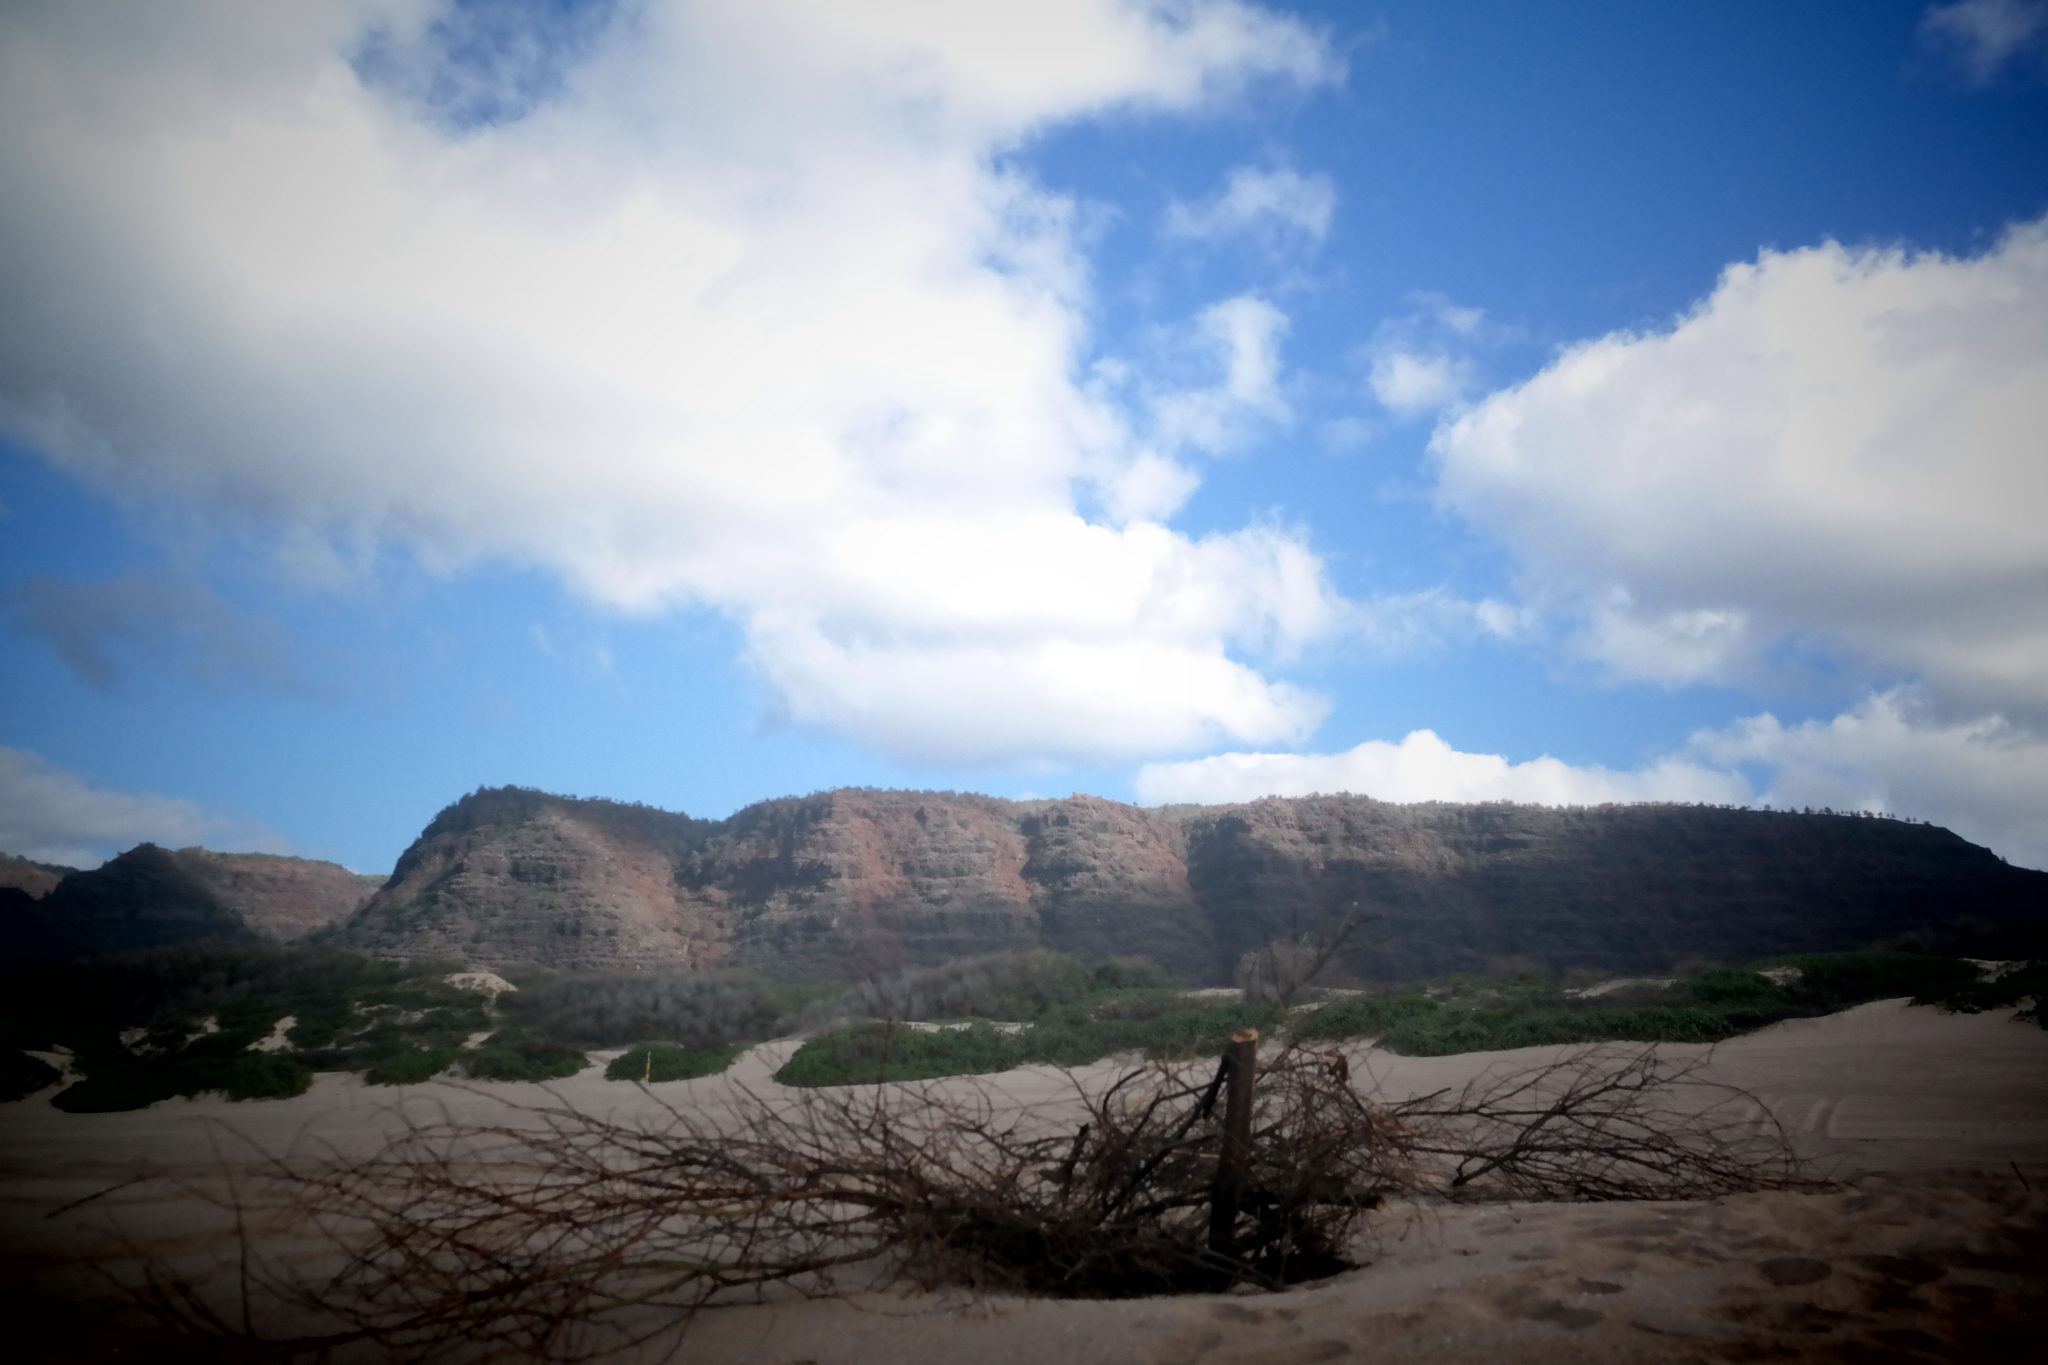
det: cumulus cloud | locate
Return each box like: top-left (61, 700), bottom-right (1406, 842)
top-left (0, 747), bottom-right (287, 868)
top-left (1136, 690), bottom-right (2048, 869)
top-left (1162, 164), bottom-right (1336, 247)
top-left (8, 574), bottom-right (310, 695)
top-left (1141, 294), bottom-right (1294, 457)
top-left (1367, 350), bottom-right (1472, 417)
top-left (1135, 728), bottom-right (1752, 809)
top-left (1921, 0), bottom-right (2048, 83)
top-left (0, 0), bottom-right (1343, 768)
top-left (1694, 691), bottom-right (2048, 869)
top-left (1360, 294), bottom-right (1494, 420)
top-left (1432, 220), bottom-right (2048, 719)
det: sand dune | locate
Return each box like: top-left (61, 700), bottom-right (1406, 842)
top-left (2, 999), bottom-right (2044, 1361)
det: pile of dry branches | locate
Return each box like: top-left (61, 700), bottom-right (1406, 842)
top-left (105, 1040), bottom-right (1817, 1361)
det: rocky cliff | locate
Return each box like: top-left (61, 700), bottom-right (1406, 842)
top-left (343, 786), bottom-right (2048, 981)
top-left (6, 844), bottom-right (380, 962)
top-left (349, 788), bottom-right (724, 970)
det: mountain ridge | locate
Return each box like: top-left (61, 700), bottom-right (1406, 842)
top-left (337, 785), bottom-right (2048, 982)
top-left (5, 844), bottom-right (382, 963)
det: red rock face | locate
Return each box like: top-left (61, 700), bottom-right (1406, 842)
top-left (342, 787), bottom-right (2048, 982)
top-left (179, 851), bottom-right (383, 941)
top-left (356, 801), bottom-right (733, 972)
top-left (684, 790), bottom-right (1044, 977)
top-left (347, 788), bottom-right (1222, 978)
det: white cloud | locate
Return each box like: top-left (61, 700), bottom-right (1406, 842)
top-left (753, 625), bottom-right (1328, 766)
top-left (1921, 0), bottom-right (2048, 83)
top-left (1361, 294), bottom-right (1495, 419)
top-left (1143, 294), bottom-right (1294, 456)
top-left (1163, 164), bottom-right (1336, 246)
top-left (1136, 728), bottom-right (1751, 809)
top-left (0, 1), bottom-right (1345, 768)
top-left (1432, 219), bottom-right (2048, 720)
top-left (1368, 349), bottom-right (1472, 417)
top-left (0, 747), bottom-right (287, 868)
top-left (1342, 588), bottom-right (1534, 655)
top-left (1693, 692), bottom-right (2048, 870)
top-left (1135, 690), bottom-right (2048, 868)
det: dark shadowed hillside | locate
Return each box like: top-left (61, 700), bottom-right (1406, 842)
top-left (1179, 797), bottom-right (2046, 980)
top-left (342, 786), bottom-right (2047, 982)
top-left (0, 853), bottom-right (73, 900)
top-left (5, 845), bottom-right (381, 963)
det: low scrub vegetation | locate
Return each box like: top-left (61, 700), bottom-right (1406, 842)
top-left (777, 993), bottom-right (1280, 1086)
top-left (0, 946), bottom-right (483, 1110)
top-left (456, 1031), bottom-right (588, 1082)
top-left (822, 951), bottom-right (1169, 1026)
top-left (5, 943), bottom-right (2035, 1106)
top-left (1915, 959), bottom-right (2048, 1025)
top-left (605, 1041), bottom-right (743, 1083)
top-left (499, 969), bottom-right (801, 1048)
top-left (779, 951), bottom-right (2040, 1083)
top-left (53, 1051), bottom-right (312, 1112)
top-left (363, 1046), bottom-right (459, 1086)
top-left (775, 1021), bottom-right (1018, 1086)
top-left (1313, 951), bottom-right (2030, 1057)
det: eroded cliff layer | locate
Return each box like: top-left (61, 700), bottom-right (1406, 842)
top-left (343, 786), bottom-right (2047, 980)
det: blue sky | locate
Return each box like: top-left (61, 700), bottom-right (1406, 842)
top-left (3, 0), bottom-right (2046, 873)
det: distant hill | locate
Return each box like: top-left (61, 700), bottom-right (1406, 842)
top-left (0, 853), bottom-right (74, 900)
top-left (5, 844), bottom-right (382, 963)
top-left (341, 786), bottom-right (2048, 982)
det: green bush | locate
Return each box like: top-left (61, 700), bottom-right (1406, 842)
top-left (1020, 998), bottom-right (1276, 1067)
top-left (1773, 952), bottom-right (1980, 1009)
top-left (605, 1041), bottom-right (742, 1083)
top-left (833, 952), bottom-right (1097, 1025)
top-left (1681, 968), bottom-right (1781, 1007)
top-left (1291, 993), bottom-right (1440, 1041)
top-left (458, 1032), bottom-right (588, 1082)
top-left (776, 1022), bottom-right (1019, 1086)
top-left (1915, 960), bottom-right (2047, 1028)
top-left (364, 1046), bottom-right (458, 1085)
top-left (209, 1053), bottom-right (313, 1100)
top-left (501, 970), bottom-right (790, 1048)
top-left (51, 1051), bottom-right (311, 1111)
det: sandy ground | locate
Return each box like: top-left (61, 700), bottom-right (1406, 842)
top-left (3, 999), bottom-right (2045, 1362)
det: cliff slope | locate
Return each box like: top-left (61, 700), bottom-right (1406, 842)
top-left (8, 845), bottom-right (380, 962)
top-left (345, 787), bottom-right (2047, 981)
top-left (345, 788), bottom-right (727, 971)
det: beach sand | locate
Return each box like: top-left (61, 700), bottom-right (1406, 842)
top-left (3, 998), bottom-right (2044, 1362)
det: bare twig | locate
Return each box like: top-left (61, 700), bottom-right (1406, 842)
top-left (71, 1039), bottom-right (1819, 1360)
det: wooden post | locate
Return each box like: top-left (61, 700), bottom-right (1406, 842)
top-left (1208, 1028), bottom-right (1259, 1256)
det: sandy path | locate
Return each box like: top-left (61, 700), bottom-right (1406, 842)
top-left (3, 1000), bottom-right (2045, 1362)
